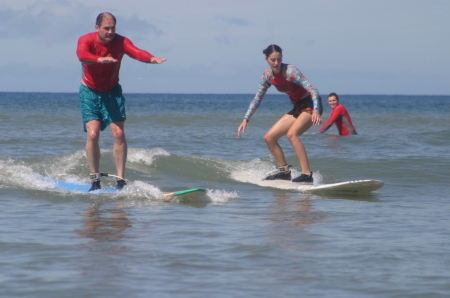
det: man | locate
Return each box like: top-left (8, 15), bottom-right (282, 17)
top-left (317, 93), bottom-right (357, 136)
top-left (77, 12), bottom-right (166, 191)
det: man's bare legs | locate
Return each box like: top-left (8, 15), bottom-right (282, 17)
top-left (85, 120), bottom-right (127, 190)
top-left (110, 122), bottom-right (127, 180)
top-left (85, 120), bottom-right (101, 175)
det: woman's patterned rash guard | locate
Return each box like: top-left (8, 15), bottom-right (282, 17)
top-left (244, 64), bottom-right (320, 121)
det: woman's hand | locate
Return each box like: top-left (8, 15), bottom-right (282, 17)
top-left (311, 112), bottom-right (322, 126)
top-left (238, 119), bottom-right (248, 138)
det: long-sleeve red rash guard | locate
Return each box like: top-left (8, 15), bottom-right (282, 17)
top-left (317, 104), bottom-right (357, 136)
top-left (77, 32), bottom-right (154, 92)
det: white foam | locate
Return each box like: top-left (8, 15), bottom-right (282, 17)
top-left (205, 189), bottom-right (240, 203)
top-left (117, 180), bottom-right (164, 199)
top-left (0, 159), bottom-right (54, 190)
top-left (127, 148), bottom-right (170, 165)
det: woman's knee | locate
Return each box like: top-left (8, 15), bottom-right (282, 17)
top-left (286, 130), bottom-right (300, 143)
top-left (264, 132), bottom-right (277, 144)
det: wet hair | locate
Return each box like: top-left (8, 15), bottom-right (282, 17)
top-left (96, 12), bottom-right (116, 27)
top-left (328, 93), bottom-right (339, 100)
top-left (263, 44), bottom-right (282, 58)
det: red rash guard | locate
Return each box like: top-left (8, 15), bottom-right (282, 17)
top-left (77, 32), bottom-right (154, 92)
top-left (271, 71), bottom-right (309, 104)
top-left (317, 104), bottom-right (357, 136)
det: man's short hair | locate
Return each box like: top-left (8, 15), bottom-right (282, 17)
top-left (96, 12), bottom-right (116, 27)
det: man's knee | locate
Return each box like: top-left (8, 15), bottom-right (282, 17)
top-left (87, 130), bottom-right (100, 142)
top-left (86, 127), bottom-right (100, 142)
top-left (111, 124), bottom-right (125, 140)
top-left (86, 120), bottom-right (101, 140)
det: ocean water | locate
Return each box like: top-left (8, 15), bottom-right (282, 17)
top-left (1, 92), bottom-right (449, 297)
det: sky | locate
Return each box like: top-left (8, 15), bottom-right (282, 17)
top-left (1, 0), bottom-right (449, 95)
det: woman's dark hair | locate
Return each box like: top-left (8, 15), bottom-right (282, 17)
top-left (328, 93), bottom-right (339, 100)
top-left (96, 12), bottom-right (116, 26)
top-left (263, 44), bottom-right (282, 58)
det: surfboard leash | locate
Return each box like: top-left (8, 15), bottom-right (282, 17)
top-left (100, 173), bottom-right (125, 181)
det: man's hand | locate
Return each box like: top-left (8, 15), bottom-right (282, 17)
top-left (97, 56), bottom-right (118, 63)
top-left (150, 57), bottom-right (167, 64)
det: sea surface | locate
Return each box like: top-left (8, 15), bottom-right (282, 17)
top-left (1, 92), bottom-right (449, 297)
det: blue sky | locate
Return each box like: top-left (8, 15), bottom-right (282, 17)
top-left (1, 0), bottom-right (449, 95)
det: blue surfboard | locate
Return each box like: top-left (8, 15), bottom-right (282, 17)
top-left (54, 180), bottom-right (207, 197)
top-left (55, 180), bottom-right (119, 193)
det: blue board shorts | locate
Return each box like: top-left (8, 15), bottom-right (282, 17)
top-left (79, 84), bottom-right (126, 132)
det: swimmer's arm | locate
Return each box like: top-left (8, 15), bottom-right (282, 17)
top-left (317, 119), bottom-right (333, 133)
top-left (318, 106), bottom-right (343, 133)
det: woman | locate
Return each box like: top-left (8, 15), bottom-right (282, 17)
top-left (237, 44), bottom-right (322, 183)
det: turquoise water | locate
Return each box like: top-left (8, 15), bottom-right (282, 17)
top-left (1, 92), bottom-right (449, 297)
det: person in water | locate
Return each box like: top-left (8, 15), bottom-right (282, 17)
top-left (237, 44), bottom-right (322, 183)
top-left (317, 93), bottom-right (357, 135)
top-left (76, 12), bottom-right (166, 191)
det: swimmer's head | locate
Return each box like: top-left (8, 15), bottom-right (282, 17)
top-left (327, 93), bottom-right (339, 109)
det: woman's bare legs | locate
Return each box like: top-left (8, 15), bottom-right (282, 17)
top-left (264, 114), bottom-right (296, 167)
top-left (264, 112), bottom-right (313, 174)
top-left (286, 112), bottom-right (313, 174)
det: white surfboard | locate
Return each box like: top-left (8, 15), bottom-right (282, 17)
top-left (231, 172), bottom-right (383, 194)
top-left (254, 179), bottom-right (383, 194)
top-left (298, 180), bottom-right (384, 194)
